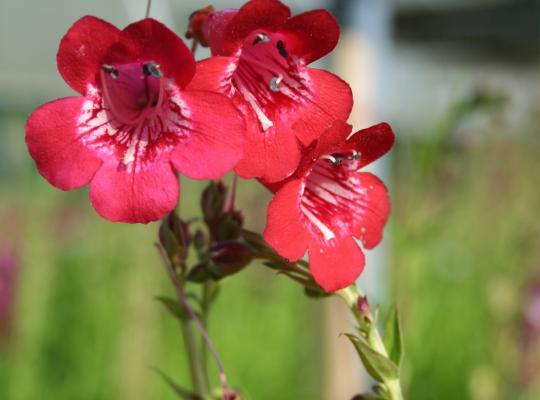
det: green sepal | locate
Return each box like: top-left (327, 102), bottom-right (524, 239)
top-left (187, 263), bottom-right (216, 283)
top-left (304, 286), bottom-right (331, 299)
top-left (346, 334), bottom-right (399, 383)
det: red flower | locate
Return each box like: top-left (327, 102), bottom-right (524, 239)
top-left (263, 121), bottom-right (395, 292)
top-left (25, 16), bottom-right (245, 223)
top-left (188, 0), bottom-right (353, 182)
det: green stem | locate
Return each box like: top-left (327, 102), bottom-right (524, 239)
top-left (179, 318), bottom-right (207, 394)
top-left (155, 243), bottom-right (209, 397)
top-left (200, 281), bottom-right (212, 390)
top-left (337, 285), bottom-right (404, 400)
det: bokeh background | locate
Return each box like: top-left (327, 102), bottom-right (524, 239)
top-left (0, 0), bottom-right (539, 399)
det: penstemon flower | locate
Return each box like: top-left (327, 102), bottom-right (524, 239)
top-left (187, 0), bottom-right (353, 182)
top-left (263, 121), bottom-right (395, 292)
top-left (25, 16), bottom-right (245, 223)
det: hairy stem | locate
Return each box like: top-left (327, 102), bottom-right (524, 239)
top-left (337, 285), bottom-right (404, 400)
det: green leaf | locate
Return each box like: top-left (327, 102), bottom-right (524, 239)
top-left (346, 334), bottom-right (399, 383)
top-left (304, 286), bottom-right (331, 299)
top-left (210, 284), bottom-right (221, 304)
top-left (262, 261), bottom-right (280, 270)
top-left (383, 306), bottom-right (404, 367)
top-left (154, 296), bottom-right (189, 321)
top-left (352, 395), bottom-right (386, 400)
top-left (153, 367), bottom-right (201, 399)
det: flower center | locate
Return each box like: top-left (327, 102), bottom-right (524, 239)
top-left (231, 31), bottom-right (307, 131)
top-left (320, 150), bottom-right (361, 168)
top-left (78, 63), bottom-right (191, 168)
top-left (100, 61), bottom-right (165, 126)
top-left (300, 151), bottom-right (364, 241)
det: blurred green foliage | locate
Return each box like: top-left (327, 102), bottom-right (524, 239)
top-left (391, 92), bottom-right (540, 400)
top-left (0, 112), bottom-right (322, 400)
top-left (0, 89), bottom-right (539, 399)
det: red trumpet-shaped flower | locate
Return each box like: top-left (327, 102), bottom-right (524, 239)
top-left (188, 0), bottom-right (353, 182)
top-left (26, 16), bottom-right (245, 223)
top-left (263, 121), bottom-right (395, 292)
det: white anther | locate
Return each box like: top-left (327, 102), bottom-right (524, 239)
top-left (321, 155), bottom-right (338, 165)
top-left (269, 75), bottom-right (283, 92)
top-left (348, 150), bottom-right (361, 160)
top-left (102, 64), bottom-right (119, 79)
top-left (255, 33), bottom-right (270, 44)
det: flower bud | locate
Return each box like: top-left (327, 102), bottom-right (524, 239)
top-left (208, 241), bottom-right (254, 278)
top-left (213, 210), bottom-right (244, 242)
top-left (200, 181), bottom-right (244, 241)
top-left (201, 181), bottom-right (227, 225)
top-left (357, 296), bottom-right (371, 322)
top-left (193, 229), bottom-right (208, 253)
top-left (159, 212), bottom-right (191, 266)
top-left (185, 5), bottom-right (215, 47)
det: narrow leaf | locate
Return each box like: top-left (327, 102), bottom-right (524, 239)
top-left (154, 296), bottom-right (189, 321)
top-left (153, 367), bottom-right (201, 399)
top-left (383, 306), bottom-right (404, 366)
top-left (346, 334), bottom-right (399, 382)
top-left (352, 395), bottom-right (386, 400)
top-left (304, 286), bottom-right (331, 299)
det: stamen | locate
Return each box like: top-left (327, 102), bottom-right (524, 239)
top-left (100, 67), bottom-right (166, 127)
top-left (253, 33), bottom-right (270, 45)
top-left (277, 40), bottom-right (288, 58)
top-left (348, 150), bottom-right (361, 160)
top-left (142, 62), bottom-right (163, 78)
top-left (321, 155), bottom-right (338, 165)
top-left (331, 153), bottom-right (345, 165)
top-left (269, 75), bottom-right (283, 92)
top-left (102, 64), bottom-right (119, 79)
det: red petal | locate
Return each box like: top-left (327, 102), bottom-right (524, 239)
top-left (187, 56), bottom-right (300, 182)
top-left (187, 56), bottom-right (236, 93)
top-left (263, 179), bottom-right (310, 261)
top-left (300, 163), bottom-right (390, 246)
top-left (170, 91), bottom-right (245, 180)
top-left (57, 16), bottom-right (120, 94)
top-left (89, 157), bottom-right (178, 224)
top-left (25, 97), bottom-right (102, 190)
top-left (293, 68), bottom-right (353, 146)
top-left (292, 120), bottom-right (352, 180)
top-left (202, 9), bottom-right (238, 56)
top-left (352, 173), bottom-right (391, 249)
top-left (345, 123), bottom-right (396, 169)
top-left (281, 10), bottom-right (340, 64)
top-left (223, 0), bottom-right (291, 54)
top-left (308, 237), bottom-right (365, 292)
top-left (234, 114), bottom-right (301, 182)
top-left (107, 19), bottom-right (195, 89)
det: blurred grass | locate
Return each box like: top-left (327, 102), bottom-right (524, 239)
top-left (1, 92), bottom-right (539, 399)
top-left (391, 96), bottom-right (540, 400)
top-left (0, 112), bottom-right (322, 400)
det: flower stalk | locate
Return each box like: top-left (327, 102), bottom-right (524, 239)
top-left (155, 237), bottom-right (230, 399)
top-left (337, 285), bottom-right (404, 400)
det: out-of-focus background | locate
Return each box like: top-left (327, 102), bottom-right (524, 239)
top-left (0, 0), bottom-right (539, 399)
